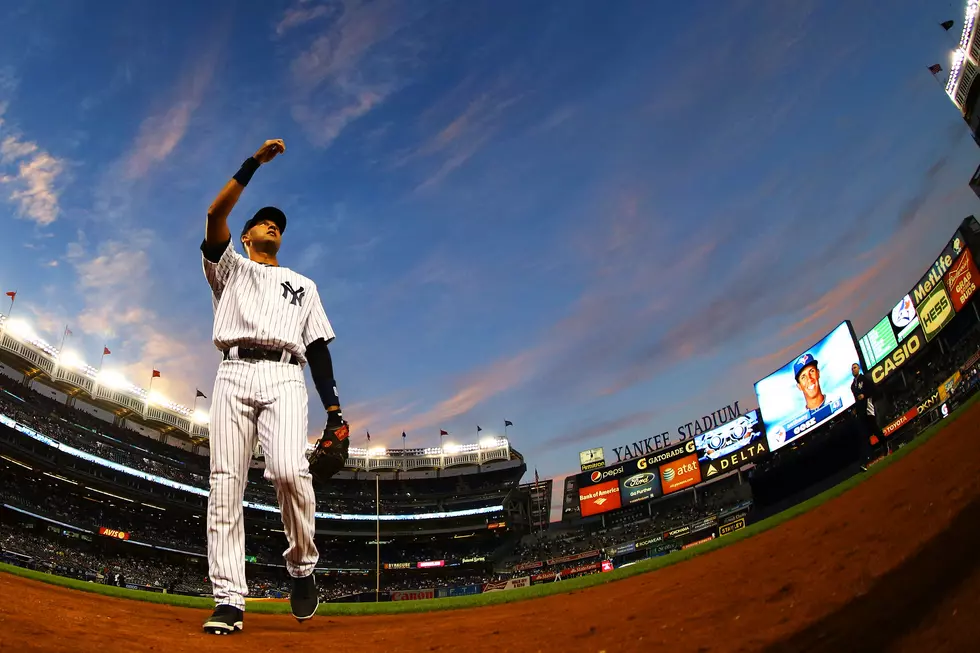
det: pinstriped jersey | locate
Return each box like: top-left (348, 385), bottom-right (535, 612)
top-left (202, 240), bottom-right (335, 364)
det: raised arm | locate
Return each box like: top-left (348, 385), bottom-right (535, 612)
top-left (205, 139), bottom-right (286, 248)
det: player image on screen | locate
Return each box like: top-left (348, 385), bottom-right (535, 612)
top-left (755, 322), bottom-right (859, 451)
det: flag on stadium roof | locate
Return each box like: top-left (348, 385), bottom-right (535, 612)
top-left (103, 346), bottom-right (111, 356)
top-left (504, 420), bottom-right (513, 427)
top-left (929, 63), bottom-right (943, 75)
top-left (196, 389), bottom-right (206, 398)
top-left (152, 369), bottom-right (161, 378)
top-left (366, 431), bottom-right (371, 441)
top-left (476, 425), bottom-right (482, 433)
top-left (439, 429), bottom-right (448, 436)
top-left (4, 291), bottom-right (14, 299)
top-left (941, 19), bottom-right (955, 31)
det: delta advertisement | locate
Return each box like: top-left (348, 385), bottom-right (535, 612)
top-left (755, 321), bottom-right (860, 452)
top-left (693, 409), bottom-right (769, 479)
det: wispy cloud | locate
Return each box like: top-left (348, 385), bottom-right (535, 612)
top-left (283, 0), bottom-right (434, 148)
top-left (0, 108), bottom-right (65, 226)
top-left (124, 55), bottom-right (217, 179)
top-left (275, 1), bottom-right (337, 38)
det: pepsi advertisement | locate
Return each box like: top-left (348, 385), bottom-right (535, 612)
top-left (755, 321), bottom-right (860, 452)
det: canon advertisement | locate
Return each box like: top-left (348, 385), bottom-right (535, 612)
top-left (755, 321), bottom-right (860, 452)
top-left (693, 409), bottom-right (768, 480)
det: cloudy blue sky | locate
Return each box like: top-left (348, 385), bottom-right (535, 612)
top-left (1, 0), bottom-right (978, 504)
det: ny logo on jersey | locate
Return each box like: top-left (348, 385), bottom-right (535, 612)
top-left (281, 281), bottom-right (306, 306)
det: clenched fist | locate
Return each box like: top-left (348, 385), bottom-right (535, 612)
top-left (253, 139), bottom-right (285, 164)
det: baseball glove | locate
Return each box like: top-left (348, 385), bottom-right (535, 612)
top-left (308, 420), bottom-right (350, 483)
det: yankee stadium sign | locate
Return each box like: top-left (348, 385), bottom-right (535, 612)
top-left (611, 401), bottom-right (742, 463)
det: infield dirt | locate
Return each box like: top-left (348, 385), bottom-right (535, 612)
top-left (2, 402), bottom-right (978, 653)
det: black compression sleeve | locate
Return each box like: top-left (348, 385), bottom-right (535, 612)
top-left (200, 238), bottom-right (230, 263)
top-left (306, 338), bottom-right (341, 418)
top-left (233, 157), bottom-right (260, 187)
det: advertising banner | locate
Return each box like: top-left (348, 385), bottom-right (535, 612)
top-left (939, 372), bottom-right (963, 402)
top-left (512, 561), bottom-right (543, 572)
top-left (483, 576), bottom-right (530, 593)
top-left (609, 542), bottom-right (636, 556)
top-left (690, 515), bottom-right (718, 534)
top-left (635, 534), bottom-right (664, 548)
top-left (579, 447), bottom-right (606, 472)
top-left (756, 321), bottom-right (860, 451)
top-left (417, 560), bottom-right (445, 569)
top-left (697, 411), bottom-right (769, 480)
top-left (882, 407), bottom-right (918, 437)
top-left (98, 527), bottom-right (130, 540)
top-left (619, 468), bottom-right (662, 505)
top-left (682, 533), bottom-right (717, 550)
top-left (944, 248), bottom-right (979, 311)
top-left (436, 584), bottom-right (483, 598)
top-left (869, 327), bottom-right (924, 384)
top-left (694, 409), bottom-right (766, 465)
top-left (578, 480), bottom-right (621, 517)
top-left (911, 231), bottom-right (966, 307)
top-left (546, 550), bottom-right (601, 566)
top-left (719, 518), bottom-right (746, 536)
top-left (659, 453), bottom-right (702, 495)
top-left (391, 590), bottom-right (435, 601)
top-left (916, 283), bottom-right (955, 342)
top-left (383, 562), bottom-right (411, 570)
top-left (531, 562), bottom-right (601, 582)
top-left (917, 391), bottom-right (941, 414)
top-left (664, 525), bottom-right (691, 540)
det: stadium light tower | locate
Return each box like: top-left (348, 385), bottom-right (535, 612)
top-left (944, 1), bottom-right (980, 144)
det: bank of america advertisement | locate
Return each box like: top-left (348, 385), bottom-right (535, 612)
top-left (755, 321), bottom-right (860, 452)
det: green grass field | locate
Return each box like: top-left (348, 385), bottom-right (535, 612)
top-left (2, 392), bottom-right (975, 616)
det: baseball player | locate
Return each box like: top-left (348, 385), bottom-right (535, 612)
top-left (200, 139), bottom-right (351, 635)
top-left (770, 353), bottom-right (845, 446)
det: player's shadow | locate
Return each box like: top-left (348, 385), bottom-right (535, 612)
top-left (762, 492), bottom-right (980, 652)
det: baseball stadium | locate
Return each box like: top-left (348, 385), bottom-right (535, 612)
top-left (5, 1), bottom-right (980, 652)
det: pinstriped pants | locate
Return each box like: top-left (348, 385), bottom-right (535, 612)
top-left (207, 358), bottom-right (319, 610)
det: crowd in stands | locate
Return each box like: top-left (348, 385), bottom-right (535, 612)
top-left (0, 373), bottom-right (516, 517)
top-left (879, 320), bottom-right (980, 423)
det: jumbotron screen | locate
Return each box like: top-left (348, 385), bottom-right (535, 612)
top-left (693, 409), bottom-right (764, 463)
top-left (859, 294), bottom-right (920, 368)
top-left (755, 321), bottom-right (860, 452)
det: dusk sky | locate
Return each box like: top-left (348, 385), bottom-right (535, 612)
top-left (1, 0), bottom-right (978, 515)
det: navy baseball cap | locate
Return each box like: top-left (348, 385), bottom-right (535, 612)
top-left (241, 206), bottom-right (287, 238)
top-left (793, 353), bottom-right (818, 381)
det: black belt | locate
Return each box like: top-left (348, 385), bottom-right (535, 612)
top-left (224, 347), bottom-right (298, 365)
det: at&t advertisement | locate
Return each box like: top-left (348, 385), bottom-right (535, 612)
top-left (755, 321), bottom-right (860, 451)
